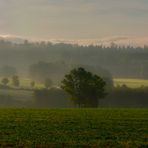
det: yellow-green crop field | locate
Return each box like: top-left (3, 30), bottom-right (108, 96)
top-left (0, 109), bottom-right (148, 147)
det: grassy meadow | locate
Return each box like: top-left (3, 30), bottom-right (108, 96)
top-left (0, 109), bottom-right (147, 147)
top-left (114, 78), bottom-right (148, 88)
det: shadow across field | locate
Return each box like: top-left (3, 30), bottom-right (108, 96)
top-left (100, 87), bottom-right (148, 108)
top-left (0, 86), bottom-right (148, 108)
top-left (0, 88), bottom-right (34, 107)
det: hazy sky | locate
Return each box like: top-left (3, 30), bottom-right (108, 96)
top-left (0, 0), bottom-right (148, 40)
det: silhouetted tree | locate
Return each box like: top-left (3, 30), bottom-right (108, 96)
top-left (61, 67), bottom-right (106, 108)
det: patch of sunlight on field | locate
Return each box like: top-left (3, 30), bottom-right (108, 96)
top-left (19, 78), bottom-right (44, 88)
top-left (0, 77), bottom-right (44, 89)
top-left (114, 78), bottom-right (148, 88)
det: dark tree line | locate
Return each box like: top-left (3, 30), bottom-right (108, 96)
top-left (0, 40), bottom-right (148, 79)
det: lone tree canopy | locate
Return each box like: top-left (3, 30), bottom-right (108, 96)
top-left (61, 67), bottom-right (106, 108)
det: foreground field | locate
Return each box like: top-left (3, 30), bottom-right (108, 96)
top-left (0, 109), bottom-right (148, 147)
top-left (114, 78), bottom-right (148, 88)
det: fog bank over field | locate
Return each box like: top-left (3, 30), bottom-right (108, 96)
top-left (0, 35), bottom-right (148, 47)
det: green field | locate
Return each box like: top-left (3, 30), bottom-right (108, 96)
top-left (114, 78), bottom-right (148, 88)
top-left (0, 109), bottom-right (147, 147)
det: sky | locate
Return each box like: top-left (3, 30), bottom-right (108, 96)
top-left (0, 0), bottom-right (148, 40)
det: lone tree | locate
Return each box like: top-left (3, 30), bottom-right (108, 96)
top-left (1, 78), bottom-right (9, 86)
top-left (12, 75), bottom-right (20, 87)
top-left (61, 67), bottom-right (106, 108)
